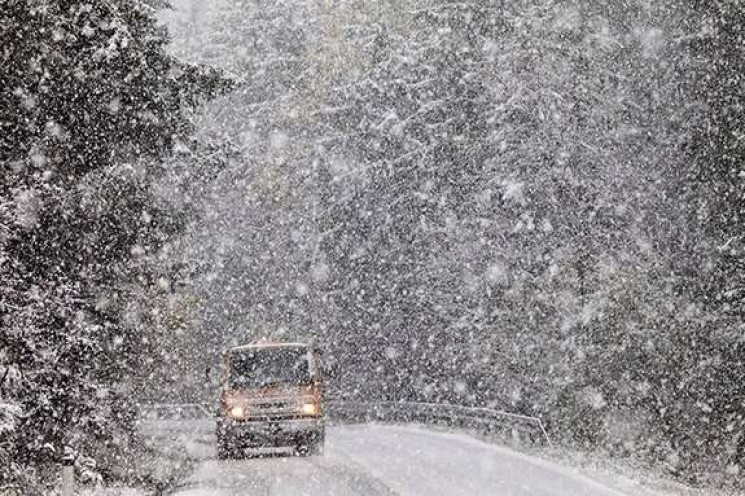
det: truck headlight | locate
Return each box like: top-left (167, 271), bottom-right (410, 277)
top-left (228, 405), bottom-right (246, 419)
top-left (301, 401), bottom-right (320, 416)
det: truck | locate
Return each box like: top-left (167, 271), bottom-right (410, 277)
top-left (215, 341), bottom-right (325, 458)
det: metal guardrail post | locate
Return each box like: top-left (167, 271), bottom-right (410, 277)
top-left (537, 420), bottom-right (553, 448)
top-left (61, 464), bottom-right (74, 496)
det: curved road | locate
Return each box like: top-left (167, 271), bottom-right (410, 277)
top-left (171, 424), bottom-right (634, 496)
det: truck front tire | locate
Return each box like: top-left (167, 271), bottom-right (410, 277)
top-left (297, 428), bottom-right (325, 456)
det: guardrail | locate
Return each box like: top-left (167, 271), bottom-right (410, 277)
top-left (137, 401), bottom-right (552, 447)
top-left (326, 400), bottom-right (553, 447)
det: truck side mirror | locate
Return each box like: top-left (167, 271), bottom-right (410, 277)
top-left (324, 357), bottom-right (340, 380)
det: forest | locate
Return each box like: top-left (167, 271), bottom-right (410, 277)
top-left (1, 0), bottom-right (743, 493)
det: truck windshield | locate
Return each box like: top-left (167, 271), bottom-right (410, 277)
top-left (228, 347), bottom-right (311, 389)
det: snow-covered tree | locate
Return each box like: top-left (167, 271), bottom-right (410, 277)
top-left (0, 0), bottom-right (227, 491)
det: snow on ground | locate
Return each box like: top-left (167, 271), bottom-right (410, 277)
top-left (170, 423), bottom-right (674, 496)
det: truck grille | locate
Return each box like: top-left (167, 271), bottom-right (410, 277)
top-left (244, 399), bottom-right (301, 420)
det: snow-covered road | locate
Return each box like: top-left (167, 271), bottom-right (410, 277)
top-left (172, 424), bottom-right (632, 496)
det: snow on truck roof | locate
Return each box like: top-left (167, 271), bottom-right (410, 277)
top-left (224, 342), bottom-right (310, 354)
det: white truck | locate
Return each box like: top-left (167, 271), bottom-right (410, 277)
top-left (215, 342), bottom-right (325, 458)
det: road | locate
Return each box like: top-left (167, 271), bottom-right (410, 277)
top-left (169, 423), bottom-right (634, 496)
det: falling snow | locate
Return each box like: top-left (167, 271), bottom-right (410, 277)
top-left (1, 0), bottom-right (744, 495)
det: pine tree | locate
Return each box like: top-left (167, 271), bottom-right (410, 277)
top-left (0, 0), bottom-right (228, 491)
top-left (666, 0), bottom-right (745, 477)
top-left (684, 1), bottom-right (745, 319)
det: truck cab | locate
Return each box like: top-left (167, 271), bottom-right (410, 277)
top-left (216, 341), bottom-right (325, 458)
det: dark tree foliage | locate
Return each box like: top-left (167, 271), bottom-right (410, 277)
top-left (684, 0), bottom-right (745, 318)
top-left (0, 0), bottom-right (229, 491)
top-left (664, 0), bottom-right (745, 480)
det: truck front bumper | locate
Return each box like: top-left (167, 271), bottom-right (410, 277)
top-left (217, 416), bottom-right (325, 447)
